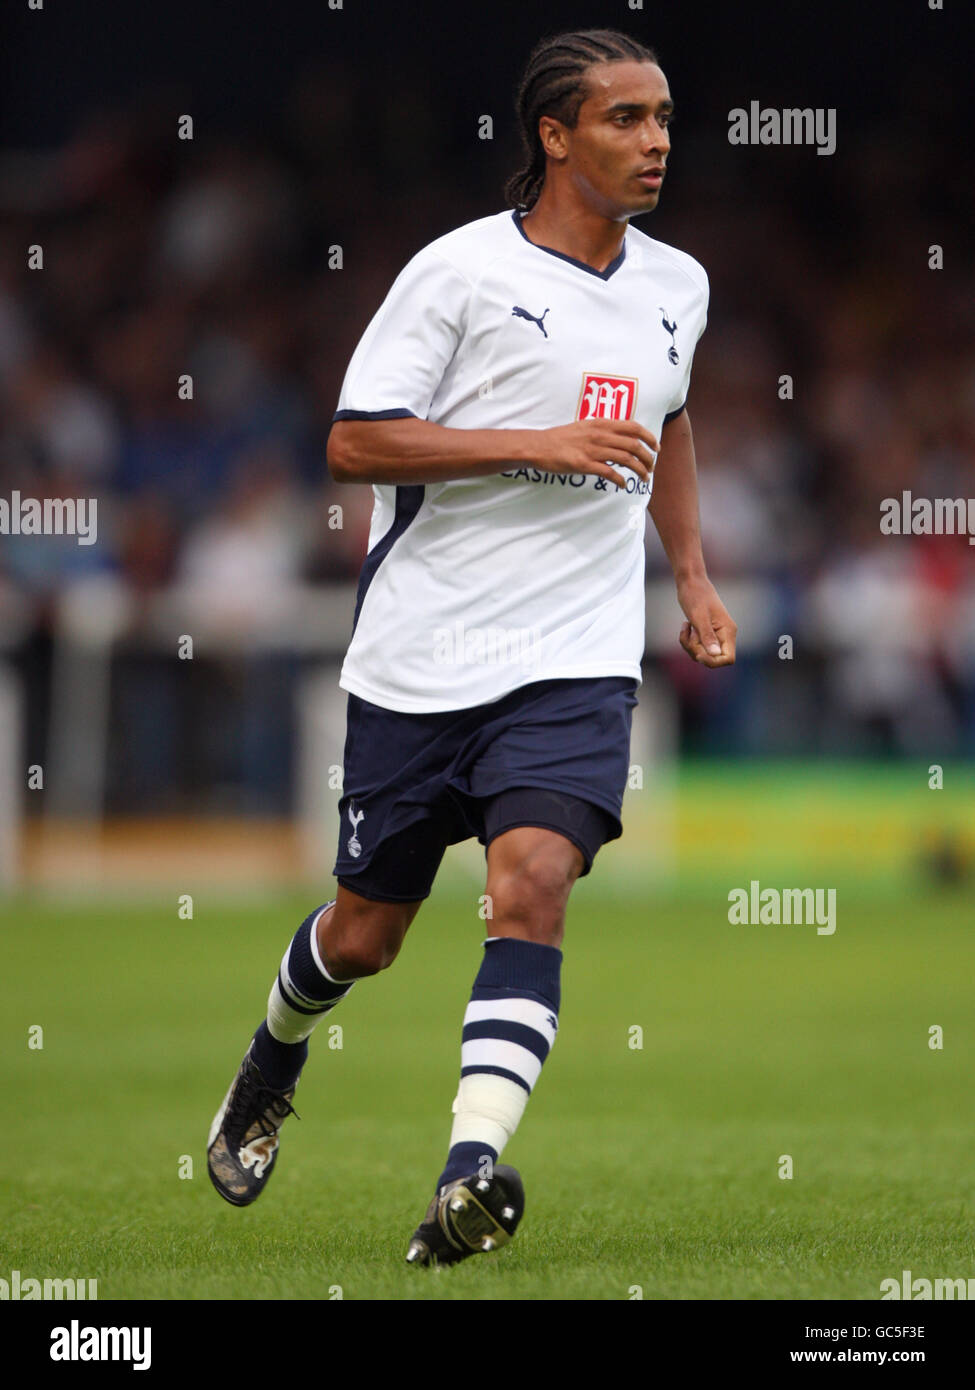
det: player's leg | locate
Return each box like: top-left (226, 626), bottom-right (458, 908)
top-left (405, 675), bottom-right (637, 1265)
top-left (433, 821), bottom-right (581, 1183)
top-left (482, 820), bottom-right (582, 945)
top-left (406, 802), bottom-right (609, 1265)
top-left (253, 885), bottom-right (422, 1089)
top-left (207, 885), bottom-right (421, 1207)
top-left (208, 684), bottom-right (458, 1208)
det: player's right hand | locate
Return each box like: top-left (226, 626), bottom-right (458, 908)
top-left (530, 419), bottom-right (659, 490)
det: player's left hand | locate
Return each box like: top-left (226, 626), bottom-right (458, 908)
top-left (676, 576), bottom-right (737, 667)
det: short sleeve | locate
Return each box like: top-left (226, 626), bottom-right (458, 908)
top-left (333, 249), bottom-right (471, 422)
top-left (665, 274), bottom-right (709, 421)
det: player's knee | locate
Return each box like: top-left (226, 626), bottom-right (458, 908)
top-left (322, 931), bottom-right (400, 979)
top-left (489, 853), bottom-right (577, 938)
top-left (319, 904), bottom-right (410, 979)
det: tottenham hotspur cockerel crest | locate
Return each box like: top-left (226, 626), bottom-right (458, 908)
top-left (659, 307), bottom-right (679, 365)
top-left (347, 805), bottom-right (365, 858)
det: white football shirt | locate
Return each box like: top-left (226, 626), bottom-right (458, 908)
top-left (333, 209), bottom-right (708, 712)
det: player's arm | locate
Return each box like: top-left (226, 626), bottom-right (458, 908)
top-left (330, 245), bottom-right (656, 488)
top-left (648, 409), bottom-right (737, 668)
top-left (328, 416), bottom-right (659, 489)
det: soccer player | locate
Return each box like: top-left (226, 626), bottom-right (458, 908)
top-left (207, 27), bottom-right (737, 1266)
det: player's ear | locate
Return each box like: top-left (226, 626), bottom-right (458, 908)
top-left (537, 116), bottom-right (569, 162)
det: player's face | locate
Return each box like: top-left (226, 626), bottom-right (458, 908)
top-left (561, 61), bottom-right (673, 219)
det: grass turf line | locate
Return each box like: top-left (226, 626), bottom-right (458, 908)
top-left (2, 885), bottom-right (972, 1300)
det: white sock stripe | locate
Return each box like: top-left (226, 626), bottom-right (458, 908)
top-left (308, 902), bottom-right (352, 986)
top-left (277, 903), bottom-right (350, 1008)
top-left (464, 997), bottom-right (558, 1049)
top-left (274, 943), bottom-right (311, 1008)
top-left (460, 1038), bottom-right (543, 1091)
top-left (280, 962), bottom-right (325, 1011)
top-left (283, 960), bottom-right (350, 1012)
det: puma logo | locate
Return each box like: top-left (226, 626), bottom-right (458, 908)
top-left (239, 1135), bottom-right (278, 1179)
top-left (512, 305), bottom-right (550, 338)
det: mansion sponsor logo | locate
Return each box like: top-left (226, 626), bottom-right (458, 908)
top-left (1, 1269), bottom-right (97, 1300)
top-left (728, 101), bottom-right (837, 156)
top-left (728, 880), bottom-right (836, 935)
top-left (880, 492), bottom-right (975, 544)
top-left (50, 1320), bottom-right (151, 1371)
top-left (577, 373), bottom-right (638, 422)
top-left (881, 1270), bottom-right (975, 1300)
top-left (433, 620), bottom-right (541, 669)
top-left (0, 490), bottom-right (97, 545)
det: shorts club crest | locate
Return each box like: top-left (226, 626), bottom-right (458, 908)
top-left (347, 806), bottom-right (365, 859)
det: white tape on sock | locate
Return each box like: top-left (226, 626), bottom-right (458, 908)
top-left (266, 978), bottom-right (318, 1044)
top-left (448, 1072), bottom-right (530, 1157)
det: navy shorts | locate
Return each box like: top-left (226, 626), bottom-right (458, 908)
top-left (332, 675), bottom-right (638, 902)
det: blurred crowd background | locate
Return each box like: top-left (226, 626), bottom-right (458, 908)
top-left (1, 1), bottom-right (972, 819)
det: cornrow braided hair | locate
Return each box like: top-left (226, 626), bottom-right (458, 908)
top-left (504, 29), bottom-right (659, 212)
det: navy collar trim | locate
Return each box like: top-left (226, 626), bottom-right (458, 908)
top-left (510, 210), bottom-right (626, 281)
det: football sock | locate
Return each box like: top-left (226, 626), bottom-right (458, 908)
top-left (436, 936), bottom-right (561, 1190)
top-left (249, 902), bottom-right (354, 1091)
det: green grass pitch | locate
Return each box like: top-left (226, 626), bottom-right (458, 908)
top-left (3, 819), bottom-right (973, 1300)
